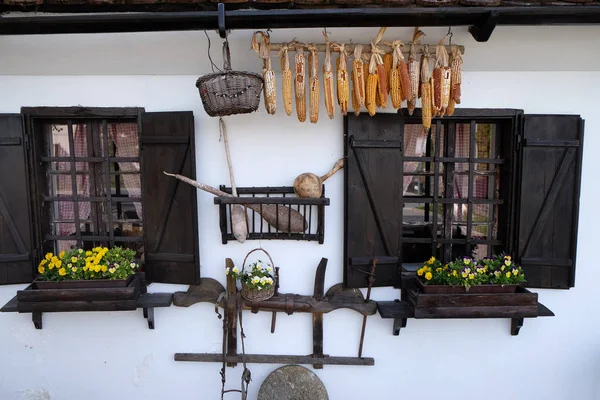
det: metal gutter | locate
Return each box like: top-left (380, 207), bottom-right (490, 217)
top-left (0, 7), bottom-right (599, 36)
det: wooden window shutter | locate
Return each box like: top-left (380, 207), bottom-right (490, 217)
top-left (344, 114), bottom-right (403, 288)
top-left (515, 115), bottom-right (584, 289)
top-left (140, 111), bottom-right (200, 284)
top-left (0, 114), bottom-right (34, 284)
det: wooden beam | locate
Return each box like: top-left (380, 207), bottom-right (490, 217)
top-left (174, 353), bottom-right (375, 366)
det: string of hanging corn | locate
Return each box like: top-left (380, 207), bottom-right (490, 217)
top-left (434, 40), bottom-right (452, 117)
top-left (279, 44), bottom-right (293, 116)
top-left (389, 40), bottom-right (410, 110)
top-left (448, 44), bottom-right (463, 116)
top-left (322, 33), bottom-right (335, 120)
top-left (371, 27), bottom-right (388, 109)
top-left (252, 31), bottom-right (276, 115)
top-left (352, 44), bottom-right (366, 109)
top-left (421, 45), bottom-right (433, 131)
top-left (366, 53), bottom-right (379, 116)
top-left (308, 44), bottom-right (320, 123)
top-left (336, 43), bottom-right (349, 116)
top-left (294, 46), bottom-right (307, 122)
top-left (407, 29), bottom-right (425, 115)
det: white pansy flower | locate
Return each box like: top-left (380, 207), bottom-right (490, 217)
top-left (266, 266), bottom-right (272, 272)
top-left (232, 267), bottom-right (239, 274)
top-left (225, 267), bottom-right (230, 275)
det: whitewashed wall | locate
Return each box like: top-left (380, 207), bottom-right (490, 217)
top-left (0, 26), bottom-right (599, 400)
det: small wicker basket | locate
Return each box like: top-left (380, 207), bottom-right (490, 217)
top-left (240, 248), bottom-right (276, 302)
top-left (196, 41), bottom-right (264, 118)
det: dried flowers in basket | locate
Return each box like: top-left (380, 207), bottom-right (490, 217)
top-left (228, 248), bottom-right (275, 302)
top-left (416, 253), bottom-right (525, 294)
top-left (36, 246), bottom-right (140, 288)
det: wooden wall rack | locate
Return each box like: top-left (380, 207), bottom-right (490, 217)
top-left (173, 257), bottom-right (376, 368)
top-left (215, 185), bottom-right (329, 244)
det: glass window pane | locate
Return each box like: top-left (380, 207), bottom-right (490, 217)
top-left (72, 123), bottom-right (88, 157)
top-left (45, 124), bottom-right (70, 157)
top-left (108, 123), bottom-right (139, 158)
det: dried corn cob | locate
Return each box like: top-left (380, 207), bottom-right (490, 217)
top-left (323, 43), bottom-right (335, 120)
top-left (308, 45), bottom-right (320, 123)
top-left (446, 98), bottom-right (456, 116)
top-left (351, 66), bottom-right (361, 116)
top-left (252, 31), bottom-right (276, 115)
top-left (432, 66), bottom-right (442, 116)
top-left (280, 45), bottom-right (293, 116)
top-left (372, 48), bottom-right (388, 109)
top-left (383, 53), bottom-right (393, 93)
top-left (352, 45), bottom-right (366, 108)
top-left (434, 42), bottom-right (452, 117)
top-left (390, 40), bottom-right (409, 109)
top-left (366, 54), bottom-right (379, 116)
top-left (450, 45), bottom-right (463, 104)
top-left (407, 30), bottom-right (424, 115)
top-left (336, 45), bottom-right (349, 116)
top-left (421, 46), bottom-right (432, 131)
top-left (295, 47), bottom-right (307, 122)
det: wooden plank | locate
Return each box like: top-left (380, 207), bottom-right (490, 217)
top-left (21, 107), bottom-right (142, 119)
top-left (414, 305), bottom-right (539, 319)
top-left (214, 197), bottom-right (329, 206)
top-left (17, 299), bottom-right (138, 313)
top-left (137, 293), bottom-right (173, 308)
top-left (174, 353), bottom-right (375, 366)
top-left (0, 295), bottom-right (18, 312)
top-left (413, 291), bottom-right (538, 308)
top-left (376, 301), bottom-right (414, 319)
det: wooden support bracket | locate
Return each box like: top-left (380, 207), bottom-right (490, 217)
top-left (469, 12), bottom-right (499, 43)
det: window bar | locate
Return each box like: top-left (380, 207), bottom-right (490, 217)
top-left (114, 139), bottom-right (123, 220)
top-left (308, 202), bottom-right (312, 235)
top-left (466, 121), bottom-right (476, 256)
top-left (487, 125), bottom-right (497, 257)
top-left (252, 192), bottom-right (256, 236)
top-left (228, 204), bottom-right (234, 238)
top-left (259, 203), bottom-right (264, 238)
top-left (442, 122), bottom-right (456, 263)
top-left (67, 121), bottom-right (82, 247)
top-left (285, 192), bottom-right (291, 238)
top-left (87, 121), bottom-right (101, 241)
top-left (303, 204), bottom-right (307, 237)
top-left (102, 120), bottom-right (115, 248)
top-left (431, 120), bottom-right (442, 257)
top-left (267, 193), bottom-right (272, 235)
top-left (424, 127), bottom-right (433, 224)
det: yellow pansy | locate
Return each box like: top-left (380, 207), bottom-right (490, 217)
top-left (51, 256), bottom-right (59, 264)
top-left (505, 272), bottom-right (511, 278)
top-left (417, 268), bottom-right (424, 276)
top-left (501, 266), bottom-right (505, 271)
top-left (71, 257), bottom-right (78, 263)
top-left (512, 269), bottom-right (518, 276)
top-left (109, 268), bottom-right (115, 274)
top-left (505, 255), bottom-right (512, 261)
top-left (462, 272), bottom-right (468, 278)
top-left (58, 268), bottom-right (66, 276)
top-left (94, 265), bottom-right (101, 273)
top-left (55, 260), bottom-right (62, 268)
top-left (425, 272), bottom-right (432, 281)
top-left (464, 259), bottom-right (471, 265)
top-left (436, 268), bottom-right (442, 273)
top-left (39, 259), bottom-right (47, 266)
top-left (38, 266), bottom-right (45, 274)
top-left (428, 256), bottom-right (436, 264)
top-left (59, 251), bottom-right (65, 258)
top-left (101, 265), bottom-right (108, 273)
top-left (45, 253), bottom-right (53, 260)
top-left (469, 273), bottom-right (475, 280)
top-left (83, 266), bottom-right (89, 272)
top-left (48, 263), bottom-right (55, 270)
top-left (85, 251), bottom-right (92, 257)
top-left (72, 267), bottom-right (77, 272)
top-left (452, 270), bottom-right (458, 277)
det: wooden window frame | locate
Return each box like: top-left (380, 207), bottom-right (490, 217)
top-left (22, 106), bottom-right (145, 258)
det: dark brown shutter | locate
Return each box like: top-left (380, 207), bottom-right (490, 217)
top-left (0, 114), bottom-right (34, 284)
top-left (515, 115), bottom-right (584, 289)
top-left (344, 114), bottom-right (403, 288)
top-left (140, 111), bottom-right (200, 284)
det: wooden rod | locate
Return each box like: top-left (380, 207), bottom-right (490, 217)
top-left (174, 353), bottom-right (375, 366)
top-left (270, 42), bottom-right (464, 55)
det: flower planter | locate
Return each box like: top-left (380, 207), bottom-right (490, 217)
top-left (32, 274), bottom-right (135, 290)
top-left (415, 278), bottom-right (518, 294)
top-left (16, 273), bottom-right (144, 309)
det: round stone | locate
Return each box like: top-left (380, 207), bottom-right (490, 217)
top-left (257, 365), bottom-right (328, 400)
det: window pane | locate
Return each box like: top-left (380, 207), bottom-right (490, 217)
top-left (72, 123), bottom-right (88, 157)
top-left (455, 123), bottom-right (470, 158)
top-left (403, 175), bottom-right (433, 197)
top-left (108, 123), bottom-right (139, 158)
top-left (46, 124), bottom-right (70, 157)
top-left (111, 201), bottom-right (143, 222)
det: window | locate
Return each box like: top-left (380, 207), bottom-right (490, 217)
top-left (41, 120), bottom-right (143, 257)
top-left (344, 111), bottom-right (583, 290)
top-left (0, 108), bottom-right (200, 285)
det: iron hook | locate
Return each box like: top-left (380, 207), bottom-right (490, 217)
top-left (218, 3), bottom-right (227, 39)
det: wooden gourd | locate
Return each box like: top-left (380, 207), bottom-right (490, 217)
top-left (293, 158), bottom-right (344, 198)
top-left (163, 172), bottom-right (308, 233)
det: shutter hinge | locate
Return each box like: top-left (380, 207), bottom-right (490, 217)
top-left (516, 134), bottom-right (523, 153)
top-left (24, 134), bottom-right (30, 150)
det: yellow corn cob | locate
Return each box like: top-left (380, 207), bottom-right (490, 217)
top-left (446, 98), bottom-right (456, 116)
top-left (308, 47), bottom-right (319, 124)
top-left (377, 63), bottom-right (388, 109)
top-left (390, 68), bottom-right (402, 109)
top-left (450, 45), bottom-right (463, 104)
top-left (366, 56), bottom-right (379, 117)
top-left (295, 49), bottom-right (306, 122)
top-left (323, 44), bottom-right (335, 120)
top-left (336, 55), bottom-right (349, 116)
top-left (351, 67), bottom-right (361, 116)
top-left (383, 53), bottom-right (393, 93)
top-left (280, 46), bottom-right (293, 116)
top-left (352, 45), bottom-right (366, 107)
top-left (440, 67), bottom-right (451, 117)
top-left (421, 81), bottom-right (432, 131)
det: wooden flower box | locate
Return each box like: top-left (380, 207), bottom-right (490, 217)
top-left (414, 278), bottom-right (518, 294)
top-left (16, 273), bottom-right (144, 312)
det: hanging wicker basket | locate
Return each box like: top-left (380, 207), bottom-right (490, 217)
top-left (196, 41), bottom-right (264, 117)
top-left (240, 248), bottom-right (276, 302)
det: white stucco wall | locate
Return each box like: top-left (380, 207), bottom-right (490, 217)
top-left (0, 26), bottom-right (599, 400)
